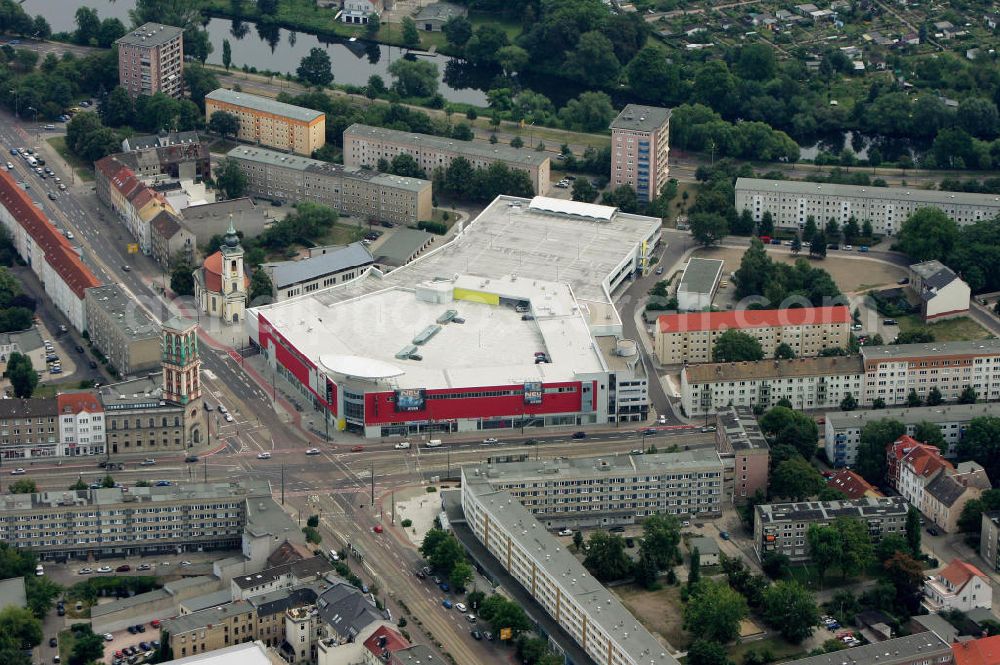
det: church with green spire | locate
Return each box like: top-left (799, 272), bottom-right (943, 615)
top-left (193, 218), bottom-right (249, 324)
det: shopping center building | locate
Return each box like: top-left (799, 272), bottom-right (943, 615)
top-left (245, 196), bottom-right (661, 437)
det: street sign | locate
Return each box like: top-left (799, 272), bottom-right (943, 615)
top-left (499, 628), bottom-right (512, 641)
top-left (127, 243), bottom-right (139, 254)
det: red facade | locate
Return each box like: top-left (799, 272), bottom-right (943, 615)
top-left (363, 381), bottom-right (587, 425)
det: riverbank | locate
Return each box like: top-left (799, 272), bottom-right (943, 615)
top-left (202, 0), bottom-right (456, 53)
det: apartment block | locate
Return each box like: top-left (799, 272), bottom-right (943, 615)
top-left (610, 105), bottom-right (671, 203)
top-left (655, 306), bottom-right (851, 364)
top-left (343, 123), bottom-right (550, 194)
top-left (466, 448), bottom-right (726, 528)
top-left (226, 146), bottom-right (431, 225)
top-left (0, 398), bottom-right (58, 460)
top-left (205, 89), bottom-right (325, 156)
top-left (85, 284), bottom-right (161, 377)
top-left (57, 392), bottom-right (106, 458)
top-left (753, 496), bottom-right (909, 562)
top-left (979, 510), bottom-right (1000, 573)
top-left (861, 339), bottom-right (1000, 405)
top-left (824, 402), bottom-right (1000, 467)
top-left (230, 556), bottom-right (334, 600)
top-left (461, 477), bottom-right (677, 665)
top-left (0, 481), bottom-right (271, 559)
top-left (735, 176), bottom-right (1000, 236)
top-left (776, 634), bottom-right (952, 665)
top-left (714, 407), bottom-right (770, 503)
top-left (0, 171), bottom-right (101, 332)
top-left (681, 355), bottom-right (865, 417)
top-left (115, 23), bottom-right (184, 98)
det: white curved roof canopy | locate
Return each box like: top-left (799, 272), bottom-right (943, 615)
top-left (320, 354), bottom-right (404, 379)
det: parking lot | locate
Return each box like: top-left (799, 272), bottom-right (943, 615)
top-left (101, 622), bottom-right (163, 665)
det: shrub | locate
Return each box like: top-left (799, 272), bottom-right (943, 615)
top-left (401, 519), bottom-right (413, 527)
top-left (418, 220), bottom-right (447, 235)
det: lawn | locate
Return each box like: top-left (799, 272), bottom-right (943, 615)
top-left (429, 208), bottom-right (459, 229)
top-left (319, 222), bottom-right (366, 247)
top-left (897, 314), bottom-right (993, 342)
top-left (46, 137), bottom-right (94, 182)
top-left (470, 10), bottom-right (522, 40)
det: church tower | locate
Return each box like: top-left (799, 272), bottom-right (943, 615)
top-left (220, 219), bottom-right (247, 324)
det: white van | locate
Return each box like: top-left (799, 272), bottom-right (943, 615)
top-left (425, 439), bottom-right (442, 448)
top-left (394, 441), bottom-right (411, 450)
top-left (35, 564), bottom-right (44, 576)
top-left (329, 549), bottom-right (339, 561)
top-left (26, 156), bottom-right (36, 167)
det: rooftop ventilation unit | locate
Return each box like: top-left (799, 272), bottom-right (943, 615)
top-left (412, 325), bottom-right (441, 346)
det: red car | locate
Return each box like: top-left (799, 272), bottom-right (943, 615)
top-left (150, 619), bottom-right (161, 628)
top-left (351, 445), bottom-right (364, 452)
top-left (373, 525), bottom-right (384, 533)
top-left (115, 564), bottom-right (131, 572)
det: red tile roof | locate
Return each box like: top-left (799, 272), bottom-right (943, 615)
top-left (902, 444), bottom-right (953, 478)
top-left (0, 171), bottom-right (100, 299)
top-left (57, 391), bottom-right (103, 415)
top-left (658, 306), bottom-right (851, 333)
top-left (939, 559), bottom-right (987, 590)
top-left (94, 155), bottom-right (122, 180)
top-left (363, 625), bottom-right (409, 660)
top-left (954, 635), bottom-right (1000, 665)
top-left (111, 170), bottom-right (140, 199)
top-left (828, 469), bottom-right (881, 499)
top-left (201, 251), bottom-right (249, 294)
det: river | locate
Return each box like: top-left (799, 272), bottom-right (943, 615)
top-left (20, 0), bottom-right (489, 105)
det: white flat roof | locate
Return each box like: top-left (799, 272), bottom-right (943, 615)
top-left (527, 196), bottom-right (616, 221)
top-left (259, 275), bottom-right (604, 390)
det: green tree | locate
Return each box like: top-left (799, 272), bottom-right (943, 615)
top-left (641, 514), bottom-right (681, 570)
top-left (687, 639), bottom-right (732, 665)
top-left (855, 418), bottom-right (906, 483)
top-left (183, 63), bottom-right (219, 108)
top-left (170, 262), bottom-right (195, 297)
top-left (840, 394), bottom-right (858, 411)
top-left (388, 58), bottom-right (439, 98)
top-left (905, 506), bottom-right (921, 556)
top-left (479, 595), bottom-right (531, 636)
top-left (465, 24), bottom-right (508, 67)
top-left (306, 515), bottom-right (319, 528)
top-left (913, 421), bottom-right (946, 454)
top-left (897, 208), bottom-right (958, 262)
top-left (101, 474), bottom-right (115, 488)
top-left (565, 31), bottom-right (621, 87)
top-left (958, 489), bottom-right (1000, 533)
top-left (906, 388), bottom-right (922, 407)
top-left (601, 185), bottom-right (641, 214)
top-left (297, 47), bottom-right (334, 87)
top-left (690, 211), bottom-right (729, 247)
top-left (102, 86), bottom-right (134, 127)
top-left (442, 15), bottom-right (472, 47)
top-left (69, 478), bottom-right (88, 491)
top-left (7, 479), bottom-right (36, 495)
top-left (428, 533), bottom-right (464, 575)
top-left (688, 547), bottom-right (701, 590)
top-left (366, 14), bottom-right (380, 38)
top-left (834, 517), bottom-right (875, 578)
top-left (449, 561), bottom-right (473, 593)
top-left (883, 551), bottom-right (925, 616)
top-left (683, 579), bottom-right (749, 643)
top-left (401, 17), bottom-right (420, 48)
top-left (957, 417), bottom-right (1000, 482)
top-left (249, 269), bottom-right (273, 305)
top-left (0, 606), bottom-right (41, 651)
top-left (759, 407), bottom-right (820, 459)
top-left (68, 626), bottom-right (105, 665)
top-left (572, 178), bottom-right (598, 203)
top-left (215, 157), bottom-right (248, 200)
top-left (558, 91), bottom-right (615, 132)
top-left (926, 387), bottom-right (944, 406)
top-left (25, 576), bottom-right (60, 619)
top-left (713, 330), bottom-right (764, 362)
top-left (959, 386), bottom-right (978, 404)
top-left (74, 7), bottom-right (101, 45)
top-left (222, 39), bottom-right (232, 70)
top-left (5, 353), bottom-right (37, 398)
top-left (810, 230), bottom-right (827, 258)
top-left (874, 533), bottom-right (910, 563)
top-left (774, 343), bottom-right (796, 360)
top-left (584, 531), bottom-right (633, 582)
top-left (761, 580), bottom-right (820, 643)
top-left (497, 45), bottom-right (530, 77)
top-left (770, 456), bottom-right (825, 501)
top-left (386, 153), bottom-right (426, 178)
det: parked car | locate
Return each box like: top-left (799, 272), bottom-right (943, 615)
top-left (482, 437), bottom-right (498, 445)
top-left (372, 524), bottom-right (383, 534)
top-left (719, 531), bottom-right (731, 540)
top-left (116, 564), bottom-right (131, 572)
top-left (257, 452), bottom-right (271, 459)
top-left (442, 599), bottom-right (453, 609)
top-left (571, 431), bottom-right (587, 439)
top-left (10, 468), bottom-right (25, 475)
top-left (305, 448), bottom-right (321, 455)
top-left (558, 528), bottom-right (573, 536)
top-left (351, 445), bottom-right (365, 452)
top-left (455, 603), bottom-right (467, 612)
